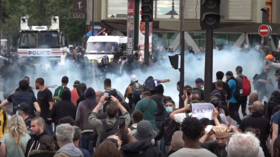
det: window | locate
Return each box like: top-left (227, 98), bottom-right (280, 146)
top-left (19, 32), bottom-right (39, 48)
top-left (86, 42), bottom-right (118, 52)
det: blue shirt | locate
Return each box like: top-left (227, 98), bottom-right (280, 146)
top-left (228, 79), bottom-right (237, 103)
top-left (272, 112), bottom-right (280, 136)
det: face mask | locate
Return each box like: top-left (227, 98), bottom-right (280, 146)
top-left (166, 107), bottom-right (173, 112)
top-left (200, 85), bottom-right (204, 90)
top-left (140, 95), bottom-right (143, 99)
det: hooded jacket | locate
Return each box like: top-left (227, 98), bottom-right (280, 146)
top-left (121, 140), bottom-right (165, 157)
top-left (76, 83), bottom-right (87, 107)
top-left (200, 141), bottom-right (227, 157)
top-left (48, 90), bottom-right (77, 126)
top-left (54, 143), bottom-right (83, 157)
top-left (150, 84), bottom-right (165, 121)
top-left (76, 87), bottom-right (98, 132)
top-left (25, 130), bottom-right (48, 157)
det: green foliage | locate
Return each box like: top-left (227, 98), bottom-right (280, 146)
top-left (2, 0), bottom-right (86, 45)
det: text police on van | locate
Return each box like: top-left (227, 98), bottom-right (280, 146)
top-left (28, 51), bottom-right (51, 55)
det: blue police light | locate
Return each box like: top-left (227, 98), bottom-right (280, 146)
top-left (38, 22), bottom-right (42, 26)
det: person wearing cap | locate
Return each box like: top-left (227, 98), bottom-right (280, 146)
top-left (54, 76), bottom-right (70, 102)
top-left (73, 126), bottom-right (91, 157)
top-left (226, 71), bottom-right (242, 125)
top-left (125, 75), bottom-right (143, 109)
top-left (257, 65), bottom-right (272, 101)
top-left (193, 78), bottom-right (204, 101)
top-left (71, 80), bottom-right (80, 106)
top-left (15, 103), bottom-right (32, 134)
top-left (235, 66), bottom-right (249, 116)
top-left (121, 120), bottom-right (164, 157)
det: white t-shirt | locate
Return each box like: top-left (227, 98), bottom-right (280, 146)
top-left (169, 148), bottom-right (217, 157)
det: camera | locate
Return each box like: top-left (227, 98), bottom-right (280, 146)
top-left (104, 92), bottom-right (111, 101)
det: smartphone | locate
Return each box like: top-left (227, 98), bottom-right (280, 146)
top-left (119, 117), bottom-right (126, 130)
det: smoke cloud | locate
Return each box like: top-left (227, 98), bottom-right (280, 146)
top-left (3, 44), bottom-right (274, 108)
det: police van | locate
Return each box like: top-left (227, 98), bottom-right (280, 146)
top-left (17, 16), bottom-right (68, 65)
top-left (85, 36), bottom-right (127, 63)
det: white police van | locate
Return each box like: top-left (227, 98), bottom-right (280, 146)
top-left (17, 15), bottom-right (68, 65)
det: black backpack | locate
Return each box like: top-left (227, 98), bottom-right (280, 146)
top-left (99, 119), bottom-right (119, 144)
top-left (107, 89), bottom-right (123, 102)
top-left (131, 84), bottom-right (143, 105)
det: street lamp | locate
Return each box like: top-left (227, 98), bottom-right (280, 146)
top-left (165, 0), bottom-right (178, 18)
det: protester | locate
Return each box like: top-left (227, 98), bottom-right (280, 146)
top-left (73, 126), bottom-right (91, 157)
top-left (54, 76), bottom-right (69, 102)
top-left (25, 117), bottom-right (48, 157)
top-left (169, 117), bottom-right (216, 157)
top-left (48, 89), bottom-right (76, 127)
top-left (128, 110), bottom-right (143, 135)
top-left (227, 132), bottom-right (261, 157)
top-left (29, 135), bottom-right (56, 157)
top-left (135, 87), bottom-right (158, 131)
top-left (54, 123), bottom-right (83, 157)
top-left (0, 115), bottom-right (30, 157)
top-left (0, 80), bottom-right (41, 117)
top-left (93, 141), bottom-right (123, 157)
top-left (71, 80), bottom-right (80, 106)
top-left (15, 103), bottom-right (32, 134)
top-left (76, 83), bottom-right (87, 107)
top-left (168, 131), bottom-right (184, 156)
top-left (75, 87), bottom-right (97, 156)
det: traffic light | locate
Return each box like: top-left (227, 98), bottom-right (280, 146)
top-left (141, 0), bottom-right (153, 22)
top-left (200, 0), bottom-right (221, 29)
top-left (261, 7), bottom-right (270, 24)
top-left (169, 54), bottom-right (179, 69)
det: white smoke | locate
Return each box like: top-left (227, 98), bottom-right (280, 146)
top-left (5, 45), bottom-right (274, 108)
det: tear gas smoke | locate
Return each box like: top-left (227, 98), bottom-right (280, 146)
top-left (2, 46), bottom-right (273, 108)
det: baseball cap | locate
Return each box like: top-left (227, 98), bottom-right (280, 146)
top-left (14, 103), bottom-right (30, 112)
top-left (131, 75), bottom-right (138, 82)
top-left (195, 78), bottom-right (204, 84)
top-left (74, 80), bottom-right (80, 86)
top-left (226, 71), bottom-right (233, 76)
top-left (134, 120), bottom-right (157, 141)
top-left (73, 126), bottom-right (82, 141)
top-left (236, 66), bottom-right (243, 72)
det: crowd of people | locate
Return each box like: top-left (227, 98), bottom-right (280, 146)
top-left (1, 63), bottom-right (280, 157)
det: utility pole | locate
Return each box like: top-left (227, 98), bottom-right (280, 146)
top-left (200, 0), bottom-right (221, 102)
top-left (261, 8), bottom-right (270, 49)
top-left (91, 0), bottom-right (94, 36)
top-left (144, 22), bottom-right (149, 66)
top-left (0, 4), bottom-right (3, 52)
top-left (179, 0), bottom-right (185, 108)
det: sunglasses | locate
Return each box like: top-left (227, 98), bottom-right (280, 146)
top-left (213, 126), bottom-right (228, 133)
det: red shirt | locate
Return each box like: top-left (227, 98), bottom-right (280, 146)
top-left (71, 89), bottom-right (79, 106)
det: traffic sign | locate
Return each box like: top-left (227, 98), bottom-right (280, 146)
top-left (258, 24), bottom-right (272, 37)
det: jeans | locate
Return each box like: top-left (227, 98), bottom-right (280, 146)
top-left (229, 103), bottom-right (241, 124)
top-left (258, 90), bottom-right (266, 102)
top-left (239, 96), bottom-right (248, 116)
top-left (80, 132), bottom-right (94, 156)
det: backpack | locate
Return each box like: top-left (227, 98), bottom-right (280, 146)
top-left (131, 83), bottom-right (143, 105)
top-left (101, 55), bottom-right (109, 65)
top-left (54, 86), bottom-right (65, 101)
top-left (107, 89), bottom-right (123, 102)
top-left (0, 109), bottom-right (8, 140)
top-left (143, 77), bottom-right (156, 91)
top-left (238, 76), bottom-right (251, 96)
top-left (99, 119), bottom-right (119, 144)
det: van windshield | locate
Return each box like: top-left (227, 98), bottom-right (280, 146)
top-left (86, 42), bottom-right (118, 53)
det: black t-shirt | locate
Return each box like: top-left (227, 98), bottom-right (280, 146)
top-left (37, 88), bottom-right (53, 121)
top-left (7, 92), bottom-right (37, 117)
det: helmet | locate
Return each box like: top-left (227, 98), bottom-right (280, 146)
top-left (131, 75), bottom-right (138, 83)
top-left (265, 54), bottom-right (274, 60)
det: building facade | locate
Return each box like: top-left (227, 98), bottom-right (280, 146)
top-left (88, 0), bottom-right (280, 52)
